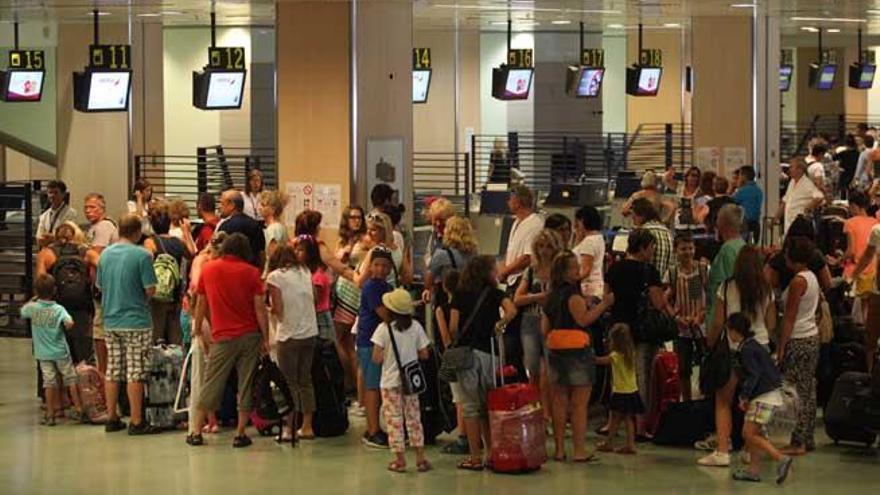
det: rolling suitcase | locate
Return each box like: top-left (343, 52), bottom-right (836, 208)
top-left (420, 346), bottom-right (457, 445)
top-left (311, 338), bottom-right (349, 437)
top-left (824, 371), bottom-right (878, 447)
top-left (251, 356), bottom-right (293, 438)
top-left (652, 400), bottom-right (713, 446)
top-left (647, 351), bottom-right (681, 435)
top-left (488, 335), bottom-right (547, 473)
top-left (144, 344), bottom-right (185, 430)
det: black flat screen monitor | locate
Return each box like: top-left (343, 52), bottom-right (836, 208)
top-left (73, 69), bottom-right (132, 112)
top-left (849, 63), bottom-right (876, 89)
top-left (566, 66), bottom-right (605, 97)
top-left (413, 69), bottom-right (431, 104)
top-left (626, 66), bottom-right (662, 96)
top-left (811, 63), bottom-right (836, 90)
top-left (1, 70), bottom-right (45, 102)
top-left (492, 66), bottom-right (533, 100)
top-left (779, 64), bottom-right (793, 91)
top-left (193, 69), bottom-right (247, 110)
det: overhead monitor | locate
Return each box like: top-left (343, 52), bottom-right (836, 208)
top-left (626, 66), bottom-right (662, 96)
top-left (848, 63), bottom-right (876, 89)
top-left (413, 69), bottom-right (432, 104)
top-left (779, 64), bottom-right (793, 92)
top-left (73, 69), bottom-right (132, 112)
top-left (566, 66), bottom-right (605, 98)
top-left (193, 69), bottom-right (247, 110)
top-left (1, 70), bottom-right (44, 102)
top-left (810, 63), bottom-right (836, 90)
top-left (492, 66), bottom-right (534, 100)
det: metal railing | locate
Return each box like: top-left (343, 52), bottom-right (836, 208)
top-left (0, 181), bottom-right (35, 337)
top-left (412, 151), bottom-right (469, 223)
top-left (781, 113), bottom-right (880, 162)
top-left (626, 122), bottom-right (693, 173)
top-left (469, 132), bottom-right (628, 202)
top-left (134, 146), bottom-right (277, 213)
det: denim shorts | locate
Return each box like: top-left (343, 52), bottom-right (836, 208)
top-left (520, 313), bottom-right (546, 380)
top-left (357, 346), bottom-right (382, 390)
top-left (548, 348), bottom-right (595, 387)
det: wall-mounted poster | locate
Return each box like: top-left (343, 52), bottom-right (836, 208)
top-left (284, 182), bottom-right (342, 229)
top-left (366, 137), bottom-right (405, 204)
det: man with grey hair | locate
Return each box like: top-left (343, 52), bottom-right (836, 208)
top-left (704, 203), bottom-right (747, 330)
top-left (498, 184), bottom-right (543, 288)
top-left (217, 189), bottom-right (265, 267)
top-left (776, 158), bottom-right (824, 237)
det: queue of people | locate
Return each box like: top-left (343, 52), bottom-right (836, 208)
top-left (20, 152), bottom-right (880, 482)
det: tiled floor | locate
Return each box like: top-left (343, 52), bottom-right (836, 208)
top-left (1, 337), bottom-right (877, 494)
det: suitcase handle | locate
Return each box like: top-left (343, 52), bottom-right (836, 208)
top-left (491, 330), bottom-right (506, 388)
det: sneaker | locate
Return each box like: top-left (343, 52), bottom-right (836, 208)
top-left (105, 418), bottom-right (127, 433)
top-left (442, 437), bottom-right (470, 455)
top-left (732, 469), bottom-right (762, 482)
top-left (776, 456), bottom-right (794, 485)
top-left (694, 435), bottom-right (718, 451)
top-left (362, 432), bottom-right (389, 449)
top-left (128, 422), bottom-right (162, 436)
top-left (233, 435), bottom-right (253, 448)
top-left (186, 433), bottom-right (204, 446)
top-left (697, 451), bottom-right (731, 467)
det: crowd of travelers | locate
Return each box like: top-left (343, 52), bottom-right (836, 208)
top-left (21, 133), bottom-right (880, 481)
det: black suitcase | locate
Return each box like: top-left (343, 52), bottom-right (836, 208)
top-left (824, 372), bottom-right (878, 446)
top-left (419, 346), bottom-right (457, 444)
top-left (311, 338), bottom-right (349, 437)
top-left (652, 400), bottom-right (714, 447)
top-left (819, 341), bottom-right (868, 409)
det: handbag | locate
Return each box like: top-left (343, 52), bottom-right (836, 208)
top-left (699, 280), bottom-right (732, 395)
top-left (816, 292), bottom-right (833, 344)
top-left (388, 323), bottom-right (428, 396)
top-left (438, 287), bottom-right (490, 383)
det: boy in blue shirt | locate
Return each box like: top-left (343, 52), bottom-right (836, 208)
top-left (356, 246), bottom-right (394, 448)
top-left (22, 274), bottom-right (85, 426)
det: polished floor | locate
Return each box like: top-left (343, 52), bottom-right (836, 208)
top-left (1, 337), bottom-right (877, 495)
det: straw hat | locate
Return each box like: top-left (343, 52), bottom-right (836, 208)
top-left (381, 288), bottom-right (414, 316)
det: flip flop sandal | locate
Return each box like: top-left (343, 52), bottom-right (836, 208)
top-left (573, 453), bottom-right (599, 463)
top-left (417, 460), bottom-right (433, 473)
top-left (553, 454), bottom-right (568, 462)
top-left (457, 458), bottom-right (485, 471)
top-left (388, 460), bottom-right (407, 473)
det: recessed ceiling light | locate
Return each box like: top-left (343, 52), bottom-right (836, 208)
top-left (827, 28), bottom-right (841, 33)
top-left (162, 11), bottom-right (183, 16)
top-left (90, 11), bottom-right (111, 16)
top-left (801, 26), bottom-right (819, 32)
top-left (608, 23), bottom-right (625, 29)
top-left (434, 4), bottom-right (619, 14)
top-left (791, 17), bottom-right (866, 23)
top-left (869, 10), bottom-right (880, 15)
top-left (552, 20), bottom-right (572, 25)
top-left (730, 3), bottom-right (756, 7)
top-left (137, 13), bottom-right (161, 17)
top-left (663, 23), bottom-right (681, 28)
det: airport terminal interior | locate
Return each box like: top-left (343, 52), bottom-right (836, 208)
top-left (1, 0), bottom-right (880, 493)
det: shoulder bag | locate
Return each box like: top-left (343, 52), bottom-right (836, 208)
top-left (388, 323), bottom-right (428, 396)
top-left (638, 264), bottom-right (678, 345)
top-left (438, 287), bottom-right (490, 383)
top-left (699, 280), bottom-right (732, 395)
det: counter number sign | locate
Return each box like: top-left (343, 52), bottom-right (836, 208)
top-left (508, 49), bottom-right (533, 68)
top-left (582, 49), bottom-right (604, 68)
top-left (413, 48), bottom-right (431, 69)
top-left (208, 47), bottom-right (246, 70)
top-left (9, 50), bottom-right (45, 70)
top-left (90, 45), bottom-right (131, 69)
top-left (639, 49), bottom-right (663, 67)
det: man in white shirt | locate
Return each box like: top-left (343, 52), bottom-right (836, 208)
top-left (36, 180), bottom-right (78, 248)
top-left (805, 144), bottom-right (827, 189)
top-left (498, 185), bottom-right (543, 288)
top-left (776, 158), bottom-right (824, 236)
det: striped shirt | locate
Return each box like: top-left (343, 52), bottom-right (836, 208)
top-left (669, 264), bottom-right (707, 338)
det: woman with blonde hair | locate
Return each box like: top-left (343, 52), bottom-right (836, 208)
top-left (355, 211), bottom-right (411, 288)
top-left (424, 197), bottom-right (457, 271)
top-left (422, 215), bottom-right (477, 303)
top-left (260, 190), bottom-right (290, 266)
top-left (514, 229), bottom-right (565, 419)
top-left (166, 198), bottom-right (197, 257)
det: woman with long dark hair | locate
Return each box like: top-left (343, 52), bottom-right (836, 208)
top-left (698, 245), bottom-right (776, 467)
top-left (333, 205), bottom-right (368, 394)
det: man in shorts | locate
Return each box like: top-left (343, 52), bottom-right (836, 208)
top-left (96, 213), bottom-right (159, 435)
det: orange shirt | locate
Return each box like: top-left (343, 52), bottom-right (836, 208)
top-left (844, 215), bottom-right (879, 277)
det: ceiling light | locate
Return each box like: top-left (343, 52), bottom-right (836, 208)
top-left (434, 4), bottom-right (619, 14)
top-left (89, 11), bottom-right (111, 16)
top-left (137, 13), bottom-right (161, 17)
top-left (608, 23), bottom-right (625, 29)
top-left (664, 23), bottom-right (681, 28)
top-left (869, 10), bottom-right (880, 15)
top-left (162, 11), bottom-right (183, 16)
top-left (827, 28), bottom-right (841, 33)
top-left (791, 17), bottom-right (866, 23)
top-left (552, 20), bottom-right (572, 25)
top-left (801, 26), bottom-right (819, 32)
top-left (730, 3), bottom-right (756, 7)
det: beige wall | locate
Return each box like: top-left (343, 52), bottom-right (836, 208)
top-left (843, 47), bottom-right (868, 117)
top-left (131, 22), bottom-right (164, 158)
top-left (276, 1), bottom-right (350, 242)
top-left (412, 30), bottom-right (481, 153)
top-left (627, 31), bottom-right (685, 132)
top-left (56, 23), bottom-right (130, 219)
top-left (692, 16), bottom-right (753, 163)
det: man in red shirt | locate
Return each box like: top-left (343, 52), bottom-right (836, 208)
top-left (187, 233), bottom-right (268, 448)
top-left (194, 193), bottom-right (220, 252)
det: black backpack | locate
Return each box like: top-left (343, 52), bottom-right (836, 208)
top-left (51, 243), bottom-right (91, 310)
top-left (311, 338), bottom-right (349, 437)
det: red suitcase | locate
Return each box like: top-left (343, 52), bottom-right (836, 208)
top-left (488, 335), bottom-right (547, 473)
top-left (647, 350), bottom-right (681, 435)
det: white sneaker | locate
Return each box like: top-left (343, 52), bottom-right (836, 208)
top-left (697, 451), bottom-right (731, 467)
top-left (694, 435), bottom-right (718, 451)
top-left (350, 403), bottom-right (366, 417)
